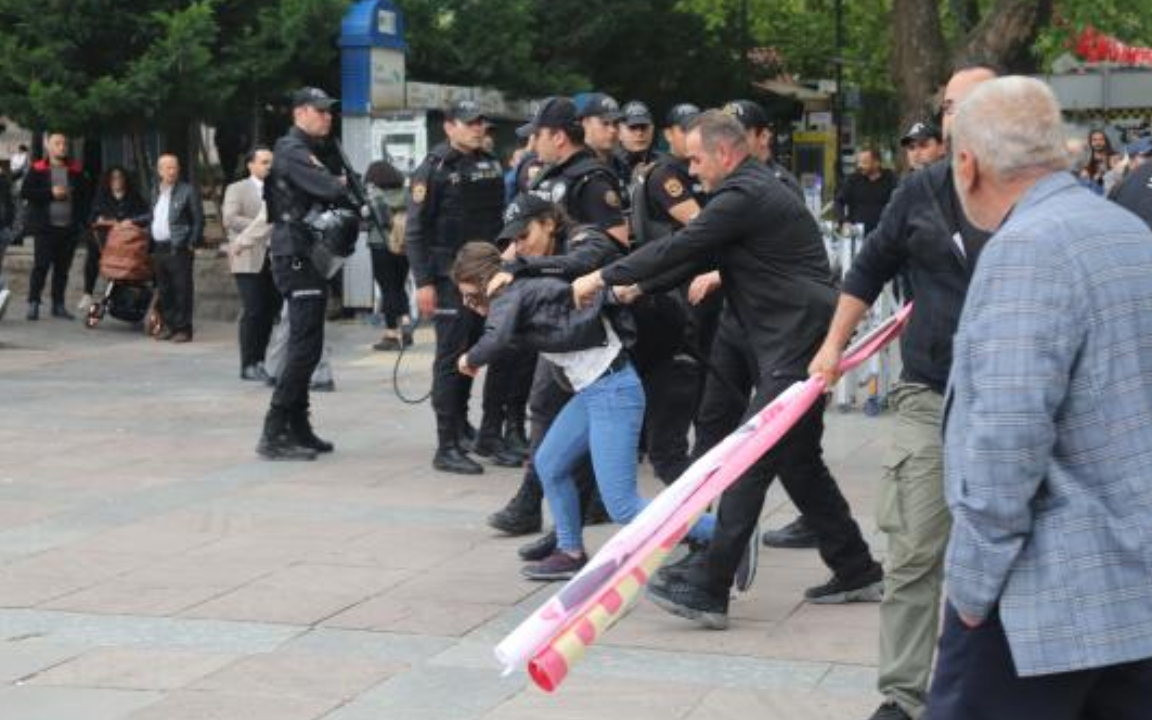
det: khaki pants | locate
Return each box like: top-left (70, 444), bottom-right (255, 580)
top-left (876, 383), bottom-right (950, 720)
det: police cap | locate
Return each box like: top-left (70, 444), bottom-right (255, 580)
top-left (516, 97), bottom-right (580, 138)
top-left (621, 101), bottom-right (654, 127)
top-left (446, 99), bottom-right (487, 123)
top-left (666, 103), bottom-right (701, 130)
top-left (577, 93), bottom-right (624, 122)
top-left (722, 99), bottom-right (770, 130)
top-left (292, 87), bottom-right (339, 111)
top-left (497, 193), bottom-right (554, 242)
top-left (900, 121), bottom-right (942, 147)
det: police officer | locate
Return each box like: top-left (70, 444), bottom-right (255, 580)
top-left (617, 100), bottom-right (660, 179)
top-left (257, 87), bottom-right (346, 461)
top-left (576, 93), bottom-right (631, 193)
top-left (525, 97), bottom-right (628, 246)
top-left (723, 99), bottom-right (802, 197)
top-left (626, 103), bottom-right (713, 485)
top-left (406, 99), bottom-right (505, 475)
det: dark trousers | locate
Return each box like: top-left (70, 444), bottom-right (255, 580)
top-left (642, 356), bottom-right (702, 484)
top-left (690, 326), bottom-right (874, 595)
top-left (482, 348), bottom-right (537, 437)
top-left (234, 259), bottom-right (282, 369)
top-left (431, 277), bottom-right (482, 448)
top-left (927, 603), bottom-right (1152, 720)
top-left (153, 246), bottom-right (195, 333)
top-left (270, 256), bottom-right (326, 411)
top-left (370, 246), bottom-right (410, 329)
top-left (28, 225), bottom-right (77, 305)
top-left (84, 231), bottom-right (102, 294)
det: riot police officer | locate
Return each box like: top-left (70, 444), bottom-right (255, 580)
top-left (406, 99), bottom-right (505, 475)
top-left (525, 97), bottom-right (628, 245)
top-left (257, 87), bottom-right (348, 461)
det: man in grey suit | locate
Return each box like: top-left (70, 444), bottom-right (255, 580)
top-left (224, 147), bottom-right (279, 381)
top-left (928, 76), bottom-right (1152, 719)
top-left (150, 153), bottom-right (204, 342)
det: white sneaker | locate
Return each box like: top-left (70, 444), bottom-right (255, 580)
top-left (77, 294), bottom-right (93, 312)
top-left (0, 287), bottom-right (10, 321)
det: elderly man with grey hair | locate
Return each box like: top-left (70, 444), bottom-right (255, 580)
top-left (927, 75), bottom-right (1152, 719)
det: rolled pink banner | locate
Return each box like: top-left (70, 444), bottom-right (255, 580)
top-left (498, 304), bottom-right (913, 688)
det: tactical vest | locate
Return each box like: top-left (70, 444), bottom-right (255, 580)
top-left (528, 152), bottom-right (619, 225)
top-left (429, 145), bottom-right (505, 249)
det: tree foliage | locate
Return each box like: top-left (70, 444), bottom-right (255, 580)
top-left (0, 0), bottom-right (1147, 150)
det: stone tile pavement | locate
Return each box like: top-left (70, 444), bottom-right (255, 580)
top-left (0, 309), bottom-right (897, 720)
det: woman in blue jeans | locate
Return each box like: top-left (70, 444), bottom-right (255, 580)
top-left (453, 241), bottom-right (714, 581)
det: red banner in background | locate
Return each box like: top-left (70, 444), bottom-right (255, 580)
top-left (1074, 26), bottom-right (1152, 67)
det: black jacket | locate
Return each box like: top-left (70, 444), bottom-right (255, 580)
top-left (467, 276), bottom-right (633, 368)
top-left (835, 168), bottom-right (897, 233)
top-left (266, 126), bottom-right (347, 257)
top-left (841, 160), bottom-right (991, 393)
top-left (90, 188), bottom-right (149, 227)
top-left (21, 158), bottom-right (90, 233)
top-left (602, 157), bottom-right (835, 376)
top-left (148, 181), bottom-right (205, 249)
top-left (503, 224), bottom-right (624, 281)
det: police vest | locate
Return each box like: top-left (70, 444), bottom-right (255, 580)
top-left (528, 153), bottom-right (618, 225)
top-left (428, 146), bottom-right (505, 249)
top-left (629, 162), bottom-right (674, 248)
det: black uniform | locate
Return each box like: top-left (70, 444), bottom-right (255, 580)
top-left (404, 142), bottom-right (504, 454)
top-left (601, 157), bottom-right (879, 596)
top-left (258, 125), bottom-right (347, 459)
top-left (528, 149), bottom-right (625, 233)
top-left (628, 153), bottom-right (713, 484)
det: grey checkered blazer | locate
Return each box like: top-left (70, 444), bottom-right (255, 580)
top-left (944, 171), bottom-right (1152, 676)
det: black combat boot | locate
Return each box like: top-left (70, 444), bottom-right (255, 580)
top-left (503, 415), bottom-right (530, 459)
top-left (487, 472), bottom-right (544, 535)
top-left (257, 407), bottom-right (318, 461)
top-left (433, 445), bottom-right (483, 475)
top-left (288, 406), bottom-right (334, 453)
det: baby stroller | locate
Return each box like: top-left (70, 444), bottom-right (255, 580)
top-left (85, 221), bottom-right (154, 330)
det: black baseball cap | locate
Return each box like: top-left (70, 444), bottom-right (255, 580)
top-left (292, 87), bottom-right (339, 110)
top-left (498, 193), bottom-right (554, 242)
top-left (578, 93), bottom-right (624, 122)
top-left (666, 103), bottom-right (701, 130)
top-left (621, 101), bottom-right (653, 127)
top-left (722, 99), bottom-right (770, 130)
top-left (516, 97), bottom-right (579, 138)
top-left (446, 99), bottom-right (486, 123)
top-left (900, 121), bottom-right (942, 147)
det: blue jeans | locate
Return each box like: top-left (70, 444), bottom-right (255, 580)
top-left (535, 362), bottom-right (715, 553)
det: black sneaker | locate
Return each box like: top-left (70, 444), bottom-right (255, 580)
top-left (657, 543), bottom-right (707, 584)
top-left (521, 550), bottom-right (587, 582)
top-left (762, 515), bottom-right (819, 549)
top-left (867, 701), bottom-right (912, 720)
top-left (805, 563), bottom-right (884, 604)
top-left (646, 573), bottom-right (729, 630)
top-left (734, 521), bottom-right (760, 593)
top-left (518, 529), bottom-right (557, 561)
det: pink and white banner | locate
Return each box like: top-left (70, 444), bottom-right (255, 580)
top-left (496, 303), bottom-right (913, 691)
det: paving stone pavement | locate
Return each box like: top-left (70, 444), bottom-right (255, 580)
top-left (0, 308), bottom-right (898, 720)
